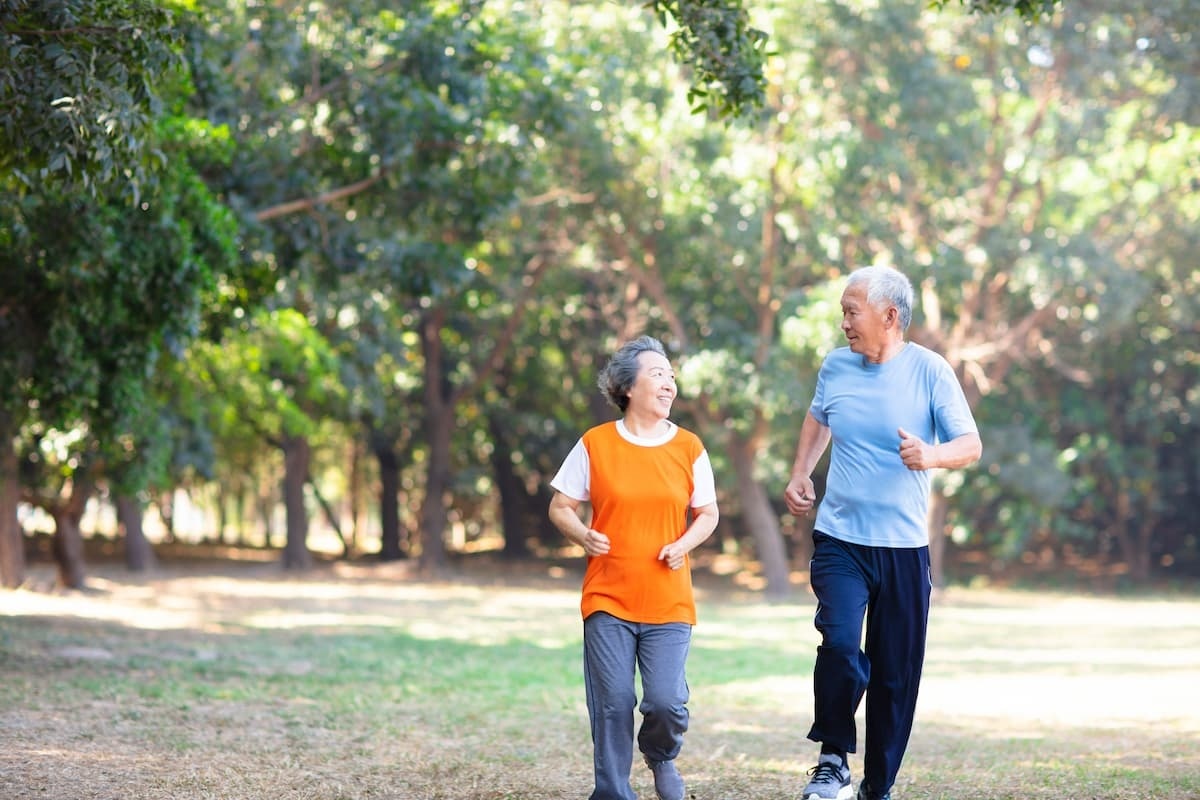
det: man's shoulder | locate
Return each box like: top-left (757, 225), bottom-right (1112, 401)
top-left (904, 342), bottom-right (956, 373)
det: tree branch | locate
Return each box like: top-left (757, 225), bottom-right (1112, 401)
top-left (254, 173), bottom-right (386, 221)
top-left (3, 26), bottom-right (123, 37)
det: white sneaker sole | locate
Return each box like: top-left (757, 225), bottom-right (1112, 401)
top-left (802, 787), bottom-right (854, 800)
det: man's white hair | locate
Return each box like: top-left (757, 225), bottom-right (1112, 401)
top-left (846, 266), bottom-right (914, 331)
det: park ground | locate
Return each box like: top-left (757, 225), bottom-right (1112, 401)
top-left (1, 555), bottom-right (1198, 800)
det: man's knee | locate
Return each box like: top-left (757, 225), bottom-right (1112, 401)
top-left (817, 626), bottom-right (863, 655)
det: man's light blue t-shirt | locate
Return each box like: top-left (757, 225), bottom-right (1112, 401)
top-left (810, 342), bottom-right (978, 549)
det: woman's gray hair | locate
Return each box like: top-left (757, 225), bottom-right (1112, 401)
top-left (846, 266), bottom-right (914, 331)
top-left (598, 335), bottom-right (667, 412)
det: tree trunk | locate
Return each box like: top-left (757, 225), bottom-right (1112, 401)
top-left (0, 431), bottom-right (25, 589)
top-left (117, 493), bottom-right (158, 572)
top-left (217, 483), bottom-right (228, 544)
top-left (346, 438), bottom-right (361, 552)
top-left (205, 485), bottom-right (221, 545)
top-left (418, 309), bottom-right (451, 572)
top-left (47, 472), bottom-right (94, 590)
top-left (1134, 515), bottom-right (1156, 582)
top-left (418, 415), bottom-right (452, 571)
top-left (488, 416), bottom-right (530, 560)
top-left (158, 489), bottom-right (176, 544)
top-left (371, 432), bottom-right (407, 561)
top-left (234, 484), bottom-right (248, 546)
top-left (281, 434), bottom-right (313, 570)
top-left (51, 509), bottom-right (86, 589)
top-left (258, 484), bottom-right (274, 547)
top-left (528, 483), bottom-right (565, 552)
top-left (1113, 476), bottom-right (1156, 582)
top-left (728, 432), bottom-right (791, 600)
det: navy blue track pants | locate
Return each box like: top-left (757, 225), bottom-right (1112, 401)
top-left (807, 531), bottom-right (932, 796)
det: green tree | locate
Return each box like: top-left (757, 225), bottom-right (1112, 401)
top-left (529, 0), bottom-right (1197, 591)
top-left (182, 0), bottom-right (569, 569)
top-left (190, 308), bottom-right (348, 569)
top-left (523, 3), bottom-right (820, 596)
top-left (769, 0), bottom-right (1198, 584)
top-left (0, 0), bottom-right (182, 198)
top-left (0, 0), bottom-right (237, 588)
top-left (0, 143), bottom-right (237, 587)
top-left (929, 0), bottom-right (1060, 23)
top-left (649, 0), bottom-right (769, 116)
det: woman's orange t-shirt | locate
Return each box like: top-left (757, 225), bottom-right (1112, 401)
top-left (579, 421), bottom-right (703, 625)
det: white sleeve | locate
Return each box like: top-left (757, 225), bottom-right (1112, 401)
top-left (549, 439), bottom-right (590, 501)
top-left (690, 449), bottom-right (717, 508)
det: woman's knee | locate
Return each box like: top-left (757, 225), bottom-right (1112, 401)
top-left (639, 697), bottom-right (689, 734)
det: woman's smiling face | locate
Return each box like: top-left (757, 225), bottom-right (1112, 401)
top-left (626, 351), bottom-right (676, 418)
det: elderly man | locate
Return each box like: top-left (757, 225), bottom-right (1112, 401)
top-left (784, 266), bottom-right (982, 800)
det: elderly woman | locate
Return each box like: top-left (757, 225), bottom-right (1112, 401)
top-left (548, 335), bottom-right (720, 800)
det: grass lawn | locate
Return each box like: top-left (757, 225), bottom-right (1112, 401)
top-left (1, 557), bottom-right (1198, 799)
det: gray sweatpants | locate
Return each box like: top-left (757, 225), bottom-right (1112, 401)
top-left (582, 611), bottom-right (692, 800)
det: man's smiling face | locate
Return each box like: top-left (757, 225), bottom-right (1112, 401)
top-left (840, 283), bottom-right (893, 362)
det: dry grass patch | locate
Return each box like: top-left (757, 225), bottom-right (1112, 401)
top-left (2, 561), bottom-right (1198, 799)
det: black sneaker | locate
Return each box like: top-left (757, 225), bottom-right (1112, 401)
top-left (802, 753), bottom-right (852, 800)
top-left (856, 781), bottom-right (891, 800)
top-left (644, 757), bottom-right (685, 800)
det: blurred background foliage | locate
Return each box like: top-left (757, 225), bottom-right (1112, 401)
top-left (1, 0), bottom-right (1196, 596)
